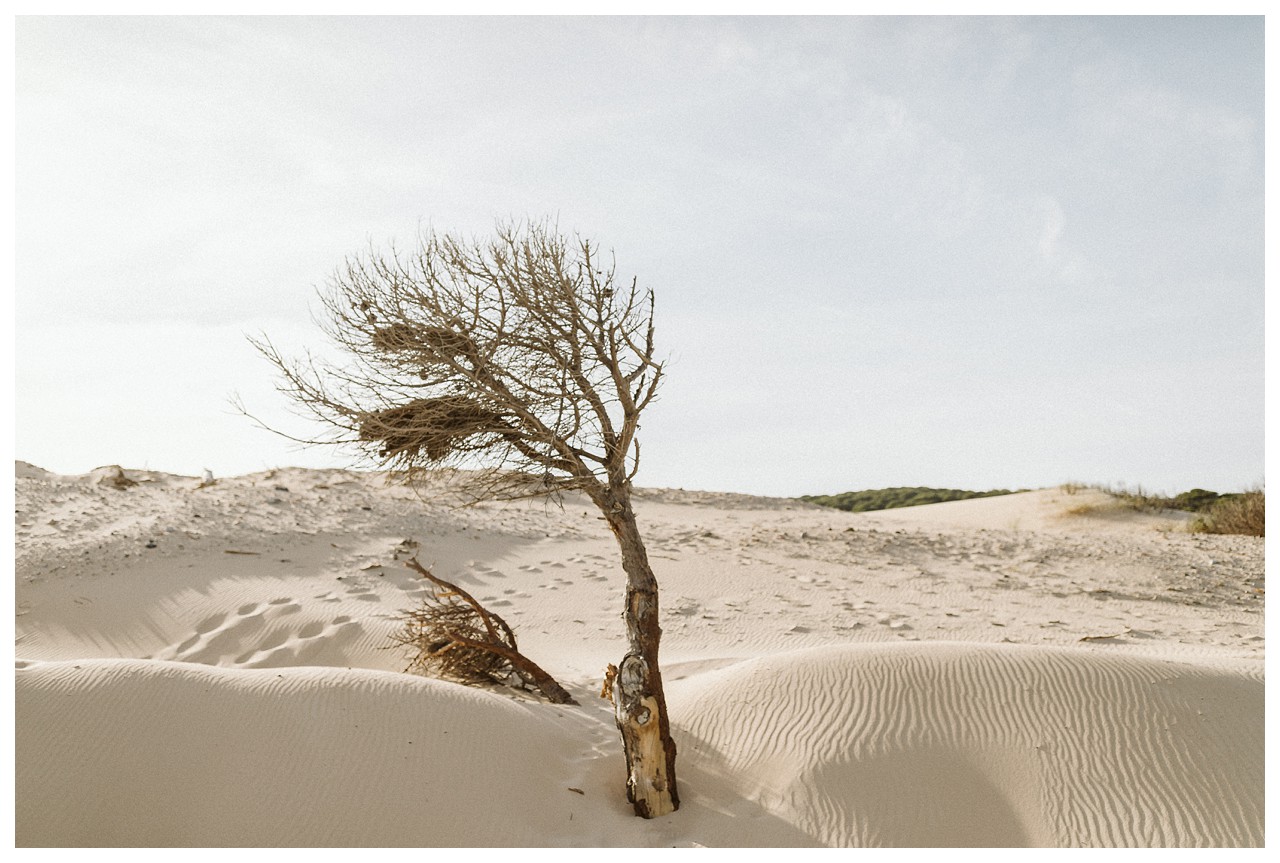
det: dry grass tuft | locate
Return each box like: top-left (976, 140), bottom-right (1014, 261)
top-left (1063, 501), bottom-right (1110, 517)
top-left (1058, 481), bottom-right (1264, 537)
top-left (1192, 490), bottom-right (1264, 537)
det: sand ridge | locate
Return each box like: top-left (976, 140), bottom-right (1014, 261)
top-left (670, 642), bottom-right (1262, 847)
top-left (13, 463), bottom-right (1265, 846)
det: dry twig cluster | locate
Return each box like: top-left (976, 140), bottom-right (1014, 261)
top-left (389, 557), bottom-right (576, 705)
top-left (246, 220), bottom-right (662, 504)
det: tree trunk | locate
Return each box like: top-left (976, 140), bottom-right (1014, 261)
top-left (599, 485), bottom-right (679, 818)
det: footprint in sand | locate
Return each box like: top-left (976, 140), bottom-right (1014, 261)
top-left (235, 629), bottom-right (291, 662)
top-left (469, 561), bottom-right (506, 578)
top-left (194, 612), bottom-right (227, 634)
top-left (344, 583), bottom-right (381, 601)
top-left (164, 599), bottom-right (312, 666)
top-left (170, 614), bottom-right (266, 664)
top-left (236, 615), bottom-right (363, 669)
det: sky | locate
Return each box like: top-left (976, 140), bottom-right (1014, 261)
top-left (13, 15), bottom-right (1266, 498)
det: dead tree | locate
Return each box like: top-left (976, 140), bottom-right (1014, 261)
top-left (391, 558), bottom-right (576, 705)
top-left (248, 219), bottom-right (678, 817)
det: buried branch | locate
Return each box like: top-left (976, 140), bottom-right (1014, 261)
top-left (390, 557), bottom-right (577, 705)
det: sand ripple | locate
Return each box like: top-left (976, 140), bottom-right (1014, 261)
top-left (669, 643), bottom-right (1263, 847)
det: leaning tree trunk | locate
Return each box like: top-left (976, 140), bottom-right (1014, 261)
top-left (599, 485), bottom-right (679, 818)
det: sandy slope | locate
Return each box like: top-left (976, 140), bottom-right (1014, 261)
top-left (14, 463), bottom-right (1264, 846)
top-left (672, 643), bottom-right (1261, 847)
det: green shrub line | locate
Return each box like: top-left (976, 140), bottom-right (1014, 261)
top-left (801, 483), bottom-right (1264, 537)
top-left (798, 487), bottom-right (1016, 513)
top-left (1091, 483), bottom-right (1233, 514)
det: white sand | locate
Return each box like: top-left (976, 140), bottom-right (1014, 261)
top-left (14, 463), bottom-right (1264, 846)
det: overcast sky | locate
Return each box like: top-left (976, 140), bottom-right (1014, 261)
top-left (14, 15), bottom-right (1265, 497)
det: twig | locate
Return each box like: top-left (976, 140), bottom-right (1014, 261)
top-left (401, 557), bottom-right (576, 704)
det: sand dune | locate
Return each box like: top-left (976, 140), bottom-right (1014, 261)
top-left (671, 643), bottom-right (1262, 847)
top-left (17, 659), bottom-right (590, 847)
top-left (14, 464), bottom-right (1264, 846)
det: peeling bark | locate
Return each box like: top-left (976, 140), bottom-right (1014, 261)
top-left (598, 488), bottom-right (679, 818)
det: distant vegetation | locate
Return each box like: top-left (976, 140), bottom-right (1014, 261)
top-left (799, 487), bottom-right (1016, 513)
top-left (1062, 482), bottom-right (1264, 537)
top-left (802, 482), bottom-right (1264, 537)
top-left (1191, 490), bottom-right (1264, 537)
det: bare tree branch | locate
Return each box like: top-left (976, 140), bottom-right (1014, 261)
top-left (245, 217), bottom-right (679, 817)
top-left (392, 558), bottom-right (576, 705)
